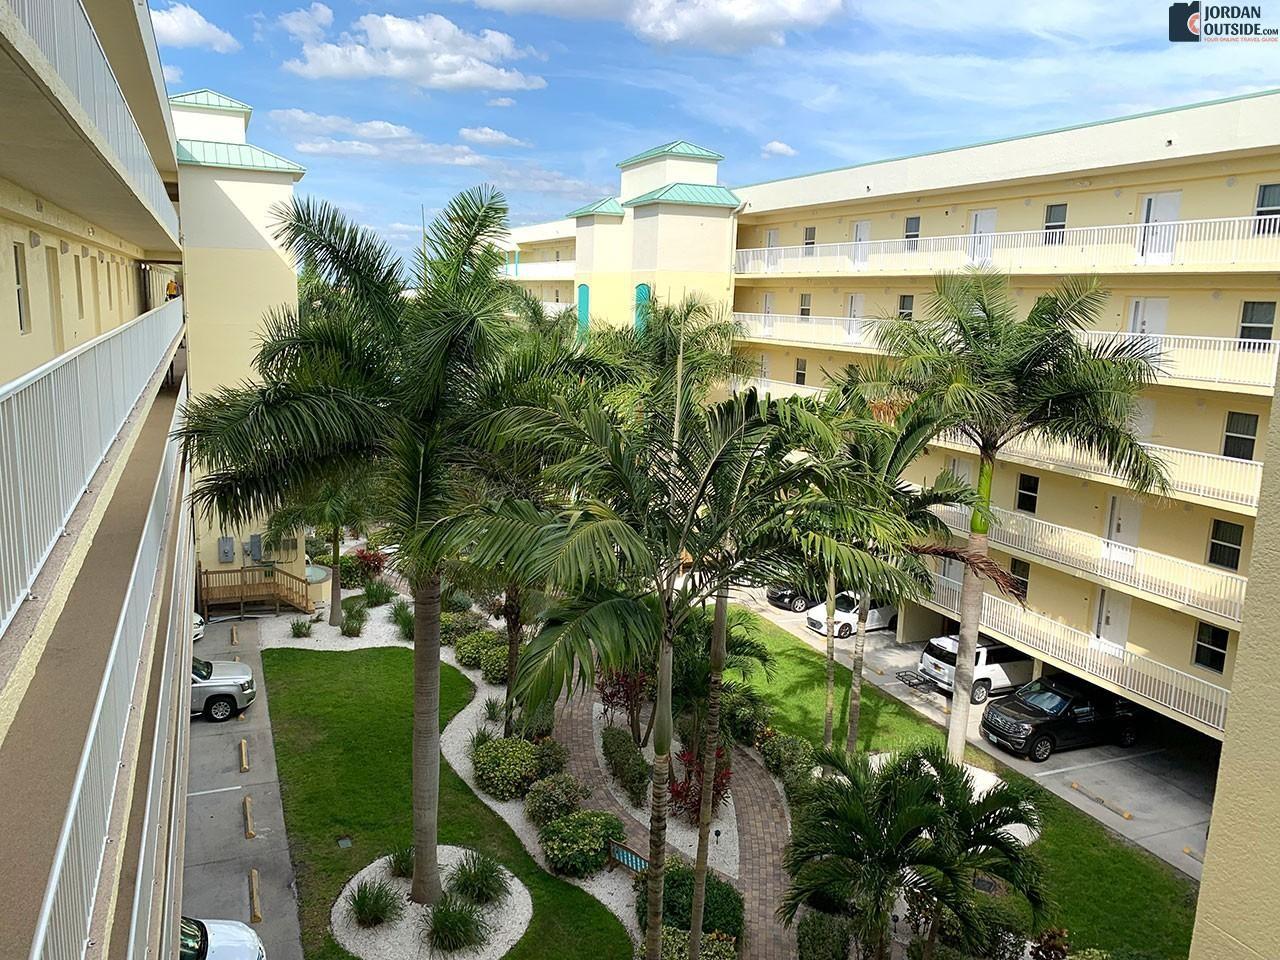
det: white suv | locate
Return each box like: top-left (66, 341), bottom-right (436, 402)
top-left (918, 634), bottom-right (1035, 704)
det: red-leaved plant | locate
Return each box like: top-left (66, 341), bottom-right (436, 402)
top-left (669, 747), bottom-right (732, 823)
top-left (353, 546), bottom-right (387, 581)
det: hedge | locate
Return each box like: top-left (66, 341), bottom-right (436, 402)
top-left (456, 630), bottom-right (505, 669)
top-left (635, 859), bottom-right (744, 941)
top-left (601, 725), bottom-right (651, 807)
top-left (797, 911), bottom-right (856, 960)
top-left (472, 737), bottom-right (539, 801)
top-left (538, 810), bottom-right (625, 878)
top-left (523, 773), bottom-right (590, 828)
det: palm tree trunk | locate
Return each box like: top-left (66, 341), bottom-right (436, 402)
top-left (502, 583), bottom-right (521, 737)
top-left (922, 900), bottom-right (943, 960)
top-left (328, 526), bottom-right (342, 626)
top-left (645, 626), bottom-right (675, 960)
top-left (410, 571), bottom-right (443, 904)
top-left (845, 595), bottom-right (871, 754)
top-left (947, 454), bottom-right (993, 762)
top-left (688, 590), bottom-right (728, 960)
top-left (823, 568), bottom-right (837, 749)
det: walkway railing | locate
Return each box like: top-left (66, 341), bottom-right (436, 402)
top-left (734, 215), bottom-right (1280, 276)
top-left (732, 313), bottom-right (1280, 393)
top-left (30, 380), bottom-right (186, 960)
top-left (927, 574), bottom-right (1230, 732)
top-left (0, 298), bottom-right (183, 640)
top-left (540, 301), bottom-right (574, 314)
top-left (501, 260), bottom-right (575, 280)
top-left (6, 0), bottom-right (179, 241)
top-left (933, 503), bottom-right (1247, 622)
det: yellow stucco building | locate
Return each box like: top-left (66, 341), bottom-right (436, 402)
top-left (504, 91), bottom-right (1280, 958)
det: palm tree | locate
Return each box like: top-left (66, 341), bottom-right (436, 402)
top-left (180, 187), bottom-right (519, 904)
top-left (876, 268), bottom-right (1168, 760)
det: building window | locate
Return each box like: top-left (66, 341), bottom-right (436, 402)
top-left (74, 256), bottom-right (84, 319)
top-left (12, 243), bottom-right (30, 334)
top-left (554, 250), bottom-right (560, 262)
top-left (1015, 473), bottom-right (1039, 513)
top-left (1256, 183), bottom-right (1280, 234)
top-left (1193, 622), bottom-right (1229, 673)
top-left (1043, 203), bottom-right (1068, 244)
top-left (798, 292), bottom-right (812, 318)
top-left (1010, 558), bottom-right (1031, 595)
top-left (903, 215), bottom-right (920, 250)
top-left (1208, 519), bottom-right (1244, 570)
top-left (802, 226), bottom-right (817, 256)
top-left (897, 294), bottom-right (914, 319)
top-left (794, 357), bottom-right (807, 386)
top-left (1222, 411), bottom-right (1259, 460)
top-left (1240, 301), bottom-right (1275, 341)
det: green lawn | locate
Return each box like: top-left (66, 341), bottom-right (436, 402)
top-left (262, 647), bottom-right (632, 960)
top-left (738, 608), bottom-right (1197, 959)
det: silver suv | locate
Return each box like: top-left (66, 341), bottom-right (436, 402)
top-left (191, 657), bottom-right (256, 722)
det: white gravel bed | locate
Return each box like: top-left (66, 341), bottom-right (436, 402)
top-left (438, 646), bottom-right (642, 942)
top-left (591, 705), bottom-right (740, 879)
top-left (258, 591), bottom-right (413, 652)
top-left (330, 847), bottom-right (531, 960)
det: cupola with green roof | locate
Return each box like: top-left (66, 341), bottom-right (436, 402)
top-left (617, 139), bottom-right (725, 203)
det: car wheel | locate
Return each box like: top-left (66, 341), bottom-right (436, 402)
top-left (887, 615), bottom-right (898, 632)
top-left (1117, 725), bottom-right (1138, 748)
top-left (970, 680), bottom-right (991, 705)
top-left (205, 696), bottom-right (236, 723)
top-left (1029, 735), bottom-right (1054, 763)
top-left (791, 597), bottom-right (807, 613)
top-left (838, 623), bottom-right (852, 639)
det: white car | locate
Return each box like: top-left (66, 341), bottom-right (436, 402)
top-left (804, 593), bottom-right (897, 638)
top-left (193, 613), bottom-right (206, 642)
top-left (180, 916), bottom-right (265, 959)
top-left (918, 634), bottom-right (1035, 704)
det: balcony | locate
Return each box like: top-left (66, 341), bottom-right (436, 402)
top-left (932, 502), bottom-right (1247, 624)
top-left (736, 378), bottom-right (1263, 510)
top-left (734, 215), bottom-right (1280, 277)
top-left (541, 301), bottom-right (575, 314)
top-left (4, 0), bottom-right (179, 245)
top-left (926, 574), bottom-right (1229, 735)
top-left (733, 312), bottom-right (1280, 394)
top-left (501, 260), bottom-right (576, 281)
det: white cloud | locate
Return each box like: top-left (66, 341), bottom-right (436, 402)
top-left (283, 13), bottom-right (545, 91)
top-left (270, 108), bottom-right (413, 140)
top-left (467, 0), bottom-right (847, 51)
top-left (272, 109), bottom-right (484, 166)
top-left (491, 162), bottom-right (610, 197)
top-left (162, 63), bottom-right (183, 84)
top-left (761, 139), bottom-right (796, 158)
top-left (150, 3), bottom-right (240, 53)
top-left (278, 2), bottom-right (333, 42)
top-left (487, 97), bottom-right (516, 107)
top-left (459, 126), bottom-right (530, 147)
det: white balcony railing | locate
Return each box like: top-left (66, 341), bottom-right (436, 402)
top-left (733, 313), bottom-right (1280, 393)
top-left (501, 260), bottom-right (575, 280)
top-left (7, 0), bottom-right (179, 241)
top-left (734, 375), bottom-right (826, 399)
top-left (933, 502), bottom-right (1247, 622)
top-left (31, 382), bottom-right (187, 960)
top-left (0, 298), bottom-right (184, 640)
top-left (928, 574), bottom-right (1230, 732)
top-left (540, 301), bottom-right (575, 314)
top-left (735, 215), bottom-right (1280, 276)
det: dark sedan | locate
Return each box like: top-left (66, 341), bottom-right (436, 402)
top-left (765, 584), bottom-right (819, 613)
top-left (981, 674), bottom-right (1139, 762)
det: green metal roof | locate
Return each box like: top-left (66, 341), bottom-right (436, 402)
top-left (617, 140), bottom-right (723, 168)
top-left (168, 89), bottom-right (253, 114)
top-left (566, 197), bottom-right (625, 218)
top-left (176, 139), bottom-right (305, 176)
top-left (622, 182), bottom-right (741, 209)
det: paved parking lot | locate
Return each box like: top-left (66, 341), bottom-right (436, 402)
top-left (739, 591), bottom-right (1216, 879)
top-left (184, 618), bottom-right (304, 960)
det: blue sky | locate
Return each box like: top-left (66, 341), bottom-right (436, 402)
top-left (152, 1), bottom-right (1278, 255)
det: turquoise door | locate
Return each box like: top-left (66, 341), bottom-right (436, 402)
top-left (576, 283), bottom-right (590, 338)
top-left (634, 283), bottom-right (651, 333)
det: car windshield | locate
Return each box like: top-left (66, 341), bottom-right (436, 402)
top-left (179, 918), bottom-right (206, 960)
top-left (923, 640), bottom-right (956, 666)
top-left (1015, 679), bottom-right (1070, 715)
top-left (192, 657), bottom-right (213, 681)
top-left (834, 595), bottom-right (858, 612)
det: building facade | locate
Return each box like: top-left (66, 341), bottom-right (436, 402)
top-left (503, 91), bottom-right (1280, 952)
top-left (0, 2), bottom-right (303, 957)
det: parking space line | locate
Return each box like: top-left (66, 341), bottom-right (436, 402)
top-left (188, 784), bottom-right (244, 797)
top-left (1033, 748), bottom-right (1165, 778)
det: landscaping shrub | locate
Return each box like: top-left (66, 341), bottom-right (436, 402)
top-left (340, 607), bottom-right (367, 638)
top-left (635, 858), bottom-right (745, 940)
top-left (516, 699), bottom-right (555, 741)
top-left (440, 610), bottom-right (487, 645)
top-left (363, 578), bottom-right (395, 607)
top-left (797, 910), bottom-right (856, 960)
top-left (390, 598), bottom-right (413, 641)
top-left (419, 891), bottom-right (490, 952)
top-left (345, 878), bottom-right (404, 927)
top-left (668, 746), bottom-right (731, 824)
top-left (472, 737), bottom-right (540, 800)
top-left (341, 594), bottom-right (367, 616)
top-left (338, 554), bottom-right (364, 589)
top-left (534, 737), bottom-right (569, 779)
top-left (447, 851), bottom-right (510, 906)
top-left (932, 894), bottom-right (1032, 960)
top-left (353, 546), bottom-right (387, 583)
top-left (289, 619), bottom-right (312, 638)
top-left (305, 535), bottom-right (328, 560)
top-left (781, 761), bottom-right (817, 809)
top-left (467, 725), bottom-right (496, 760)
top-left (761, 733), bottom-right (815, 778)
top-left (659, 925), bottom-right (737, 960)
top-left (483, 696), bottom-right (504, 724)
top-left (601, 725), bottom-right (651, 807)
top-left (479, 643), bottom-right (511, 685)
top-left (537, 810), bottom-right (625, 878)
top-left (441, 581), bottom-right (475, 612)
top-left (387, 844), bottom-right (414, 879)
top-left (523, 773), bottom-right (590, 828)
top-left (455, 630), bottom-right (504, 669)
top-left (723, 687), bottom-right (770, 746)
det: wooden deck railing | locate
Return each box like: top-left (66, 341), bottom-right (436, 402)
top-left (198, 564), bottom-right (312, 617)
